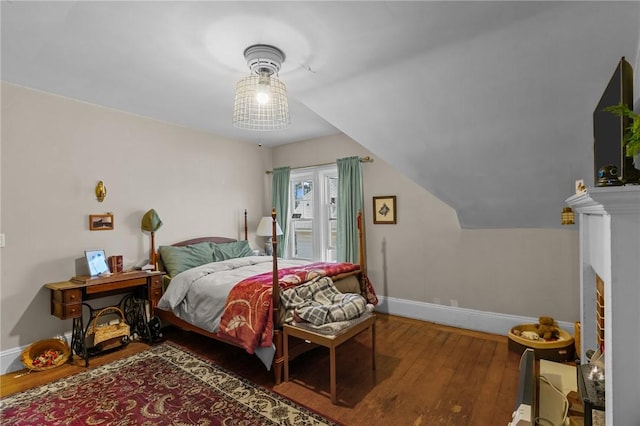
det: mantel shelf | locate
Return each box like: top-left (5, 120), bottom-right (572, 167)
top-left (566, 186), bottom-right (640, 215)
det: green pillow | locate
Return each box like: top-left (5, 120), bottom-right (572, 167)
top-left (158, 242), bottom-right (215, 277)
top-left (212, 240), bottom-right (254, 261)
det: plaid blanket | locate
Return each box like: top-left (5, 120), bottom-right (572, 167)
top-left (281, 276), bottom-right (367, 325)
top-left (217, 262), bottom-right (360, 353)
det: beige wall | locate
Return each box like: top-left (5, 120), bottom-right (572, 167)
top-left (0, 83), bottom-right (580, 370)
top-left (273, 134), bottom-right (580, 322)
top-left (0, 83), bottom-right (272, 352)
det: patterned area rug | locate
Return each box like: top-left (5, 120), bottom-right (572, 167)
top-left (0, 342), bottom-right (340, 425)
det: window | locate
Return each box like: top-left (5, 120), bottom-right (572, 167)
top-left (287, 166), bottom-right (337, 261)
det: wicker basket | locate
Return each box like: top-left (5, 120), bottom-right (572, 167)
top-left (21, 338), bottom-right (71, 371)
top-left (508, 324), bottom-right (575, 362)
top-left (86, 306), bottom-right (130, 348)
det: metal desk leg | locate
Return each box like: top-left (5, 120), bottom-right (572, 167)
top-left (71, 316), bottom-right (88, 367)
top-left (122, 295), bottom-right (150, 341)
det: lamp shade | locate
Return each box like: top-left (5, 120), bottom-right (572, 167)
top-left (256, 216), bottom-right (283, 237)
top-left (232, 74), bottom-right (290, 131)
top-left (232, 44), bottom-right (291, 131)
top-left (141, 209), bottom-right (163, 232)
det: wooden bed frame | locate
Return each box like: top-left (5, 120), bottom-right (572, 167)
top-left (154, 209), bottom-right (366, 384)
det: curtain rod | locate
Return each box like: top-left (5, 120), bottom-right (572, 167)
top-left (265, 156), bottom-right (373, 174)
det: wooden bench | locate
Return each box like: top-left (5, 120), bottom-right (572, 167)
top-left (283, 313), bottom-right (376, 404)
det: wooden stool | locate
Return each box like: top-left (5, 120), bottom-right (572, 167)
top-left (283, 313), bottom-right (376, 404)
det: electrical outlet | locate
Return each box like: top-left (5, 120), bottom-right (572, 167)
top-left (450, 299), bottom-right (459, 307)
top-left (0, 233), bottom-right (5, 248)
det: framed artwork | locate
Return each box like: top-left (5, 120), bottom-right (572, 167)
top-left (89, 213), bottom-right (114, 231)
top-left (373, 196), bottom-right (397, 224)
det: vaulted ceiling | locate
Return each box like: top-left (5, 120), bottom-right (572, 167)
top-left (2, 1), bottom-right (639, 228)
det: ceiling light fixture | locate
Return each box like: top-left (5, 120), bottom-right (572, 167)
top-left (232, 44), bottom-right (291, 131)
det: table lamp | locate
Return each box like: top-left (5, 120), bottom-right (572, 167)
top-left (256, 216), bottom-right (283, 256)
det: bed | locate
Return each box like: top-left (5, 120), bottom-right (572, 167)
top-left (154, 210), bottom-right (376, 383)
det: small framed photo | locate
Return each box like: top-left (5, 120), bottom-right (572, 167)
top-left (85, 249), bottom-right (110, 276)
top-left (89, 213), bottom-right (114, 231)
top-left (373, 196), bottom-right (397, 224)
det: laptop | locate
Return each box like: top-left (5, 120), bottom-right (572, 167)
top-left (84, 249), bottom-right (110, 276)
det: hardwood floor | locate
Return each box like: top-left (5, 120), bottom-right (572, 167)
top-left (1, 314), bottom-right (522, 425)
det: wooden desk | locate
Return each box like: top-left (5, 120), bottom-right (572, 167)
top-left (45, 271), bottom-right (164, 365)
top-left (283, 314), bottom-right (376, 404)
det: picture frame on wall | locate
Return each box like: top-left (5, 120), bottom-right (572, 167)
top-left (89, 213), bottom-right (114, 231)
top-left (373, 195), bottom-right (397, 224)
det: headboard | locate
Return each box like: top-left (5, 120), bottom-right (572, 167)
top-left (156, 236), bottom-right (240, 288)
top-left (169, 237), bottom-right (237, 247)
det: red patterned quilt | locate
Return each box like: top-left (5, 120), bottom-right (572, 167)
top-left (217, 262), bottom-right (360, 353)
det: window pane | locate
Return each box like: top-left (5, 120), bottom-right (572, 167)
top-left (293, 179), bottom-right (313, 219)
top-left (327, 219), bottom-right (337, 262)
top-left (288, 168), bottom-right (338, 261)
top-left (328, 177), bottom-right (338, 220)
top-left (292, 219), bottom-right (313, 260)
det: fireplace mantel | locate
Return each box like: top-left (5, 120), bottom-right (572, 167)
top-left (567, 186), bottom-right (640, 214)
top-left (565, 186), bottom-right (640, 426)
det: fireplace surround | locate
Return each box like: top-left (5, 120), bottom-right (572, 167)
top-left (565, 186), bottom-right (640, 425)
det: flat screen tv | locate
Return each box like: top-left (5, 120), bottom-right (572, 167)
top-left (593, 56), bottom-right (639, 185)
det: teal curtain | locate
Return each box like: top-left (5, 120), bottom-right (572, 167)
top-left (271, 167), bottom-right (290, 257)
top-left (337, 156), bottom-right (363, 263)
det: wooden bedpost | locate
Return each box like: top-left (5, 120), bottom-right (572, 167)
top-left (357, 210), bottom-right (366, 273)
top-left (244, 209), bottom-right (248, 241)
top-left (271, 208), bottom-right (279, 326)
top-left (271, 208), bottom-right (283, 384)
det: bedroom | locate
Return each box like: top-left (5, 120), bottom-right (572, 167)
top-left (1, 2), bottom-right (639, 424)
top-left (0, 83), bottom-right (581, 368)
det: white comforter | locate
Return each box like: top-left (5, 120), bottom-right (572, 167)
top-left (157, 256), bottom-right (310, 333)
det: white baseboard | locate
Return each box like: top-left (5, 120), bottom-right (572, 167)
top-left (374, 295), bottom-right (575, 336)
top-left (1, 298), bottom-right (574, 375)
top-left (1, 332), bottom-right (72, 376)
